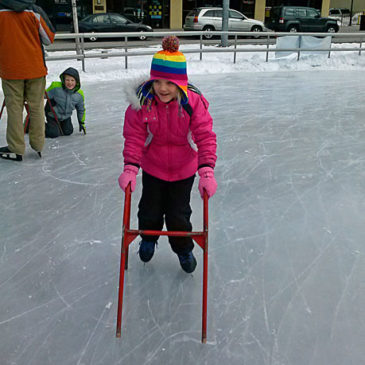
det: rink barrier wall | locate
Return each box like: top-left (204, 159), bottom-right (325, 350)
top-left (45, 31), bottom-right (365, 72)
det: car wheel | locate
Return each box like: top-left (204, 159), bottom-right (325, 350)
top-left (138, 29), bottom-right (147, 41)
top-left (89, 33), bottom-right (97, 42)
top-left (251, 25), bottom-right (263, 38)
top-left (203, 25), bottom-right (214, 40)
top-left (251, 25), bottom-right (262, 32)
top-left (288, 25), bottom-right (298, 32)
top-left (327, 25), bottom-right (337, 33)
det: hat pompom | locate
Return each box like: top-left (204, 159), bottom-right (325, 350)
top-left (162, 36), bottom-right (179, 53)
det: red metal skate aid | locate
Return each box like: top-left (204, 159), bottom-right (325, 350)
top-left (0, 99), bottom-right (5, 121)
top-left (1, 100), bottom-right (31, 133)
top-left (116, 184), bottom-right (209, 343)
top-left (23, 102), bottom-right (31, 134)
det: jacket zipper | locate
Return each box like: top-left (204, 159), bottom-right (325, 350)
top-left (166, 104), bottom-right (171, 179)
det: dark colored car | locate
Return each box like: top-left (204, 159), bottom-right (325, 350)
top-left (74, 13), bottom-right (153, 41)
top-left (265, 6), bottom-right (339, 33)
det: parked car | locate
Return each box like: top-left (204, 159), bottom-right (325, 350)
top-left (265, 6), bottom-right (339, 33)
top-left (351, 12), bottom-right (363, 25)
top-left (73, 13), bottom-right (153, 41)
top-left (183, 7), bottom-right (266, 39)
top-left (328, 8), bottom-right (350, 26)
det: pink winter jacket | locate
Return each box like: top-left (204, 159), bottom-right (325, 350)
top-left (123, 89), bottom-right (217, 182)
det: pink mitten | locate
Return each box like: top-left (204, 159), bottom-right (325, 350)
top-left (118, 165), bottom-right (139, 191)
top-left (198, 167), bottom-right (217, 199)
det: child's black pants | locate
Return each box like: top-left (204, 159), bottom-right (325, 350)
top-left (138, 171), bottom-right (195, 255)
top-left (45, 115), bottom-right (73, 138)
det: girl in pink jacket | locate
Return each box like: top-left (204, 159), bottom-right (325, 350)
top-left (118, 36), bottom-right (217, 273)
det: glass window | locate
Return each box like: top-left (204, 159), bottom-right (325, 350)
top-left (296, 9), bottom-right (306, 17)
top-left (307, 9), bottom-right (318, 18)
top-left (229, 10), bottom-right (243, 19)
top-left (92, 14), bottom-right (109, 24)
top-left (202, 10), bottom-right (215, 17)
top-left (271, 7), bottom-right (281, 18)
top-left (214, 10), bottom-right (222, 18)
top-left (187, 9), bottom-right (199, 17)
top-left (82, 15), bottom-right (93, 22)
top-left (110, 14), bottom-right (128, 24)
top-left (284, 8), bottom-right (295, 16)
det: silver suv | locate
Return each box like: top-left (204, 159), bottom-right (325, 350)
top-left (183, 7), bottom-right (266, 39)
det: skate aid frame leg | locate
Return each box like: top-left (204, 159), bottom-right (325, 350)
top-left (116, 184), bottom-right (209, 343)
top-left (45, 91), bottom-right (64, 136)
top-left (0, 99), bottom-right (5, 121)
top-left (1, 99), bottom-right (31, 133)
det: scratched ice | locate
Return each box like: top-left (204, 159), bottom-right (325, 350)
top-left (1, 70), bottom-right (365, 365)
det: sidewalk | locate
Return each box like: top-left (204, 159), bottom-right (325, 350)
top-left (339, 24), bottom-right (361, 32)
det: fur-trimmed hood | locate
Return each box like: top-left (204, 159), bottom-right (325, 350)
top-left (122, 76), bottom-right (149, 111)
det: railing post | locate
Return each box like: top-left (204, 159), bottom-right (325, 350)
top-left (233, 34), bottom-right (237, 64)
top-left (81, 35), bottom-right (86, 72)
top-left (124, 36), bottom-right (128, 69)
top-left (200, 34), bottom-right (203, 61)
top-left (359, 37), bottom-right (363, 56)
top-left (297, 34), bottom-right (302, 61)
top-left (266, 33), bottom-right (270, 62)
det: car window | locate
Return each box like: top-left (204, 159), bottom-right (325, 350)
top-left (82, 15), bottom-right (93, 22)
top-left (296, 9), bottom-right (306, 17)
top-left (329, 9), bottom-right (340, 15)
top-left (229, 10), bottom-right (243, 19)
top-left (341, 9), bottom-right (350, 15)
top-left (284, 8), bottom-right (295, 16)
top-left (110, 14), bottom-right (128, 24)
top-left (186, 9), bottom-right (198, 17)
top-left (92, 14), bottom-right (110, 24)
top-left (214, 10), bottom-right (223, 17)
top-left (202, 10), bottom-right (216, 17)
top-left (307, 9), bottom-right (318, 18)
top-left (271, 7), bottom-right (281, 18)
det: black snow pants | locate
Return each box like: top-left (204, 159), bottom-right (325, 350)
top-left (138, 171), bottom-right (195, 255)
top-left (45, 115), bottom-right (73, 138)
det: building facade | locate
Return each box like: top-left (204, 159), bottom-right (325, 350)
top-left (37, 0), bottom-right (343, 30)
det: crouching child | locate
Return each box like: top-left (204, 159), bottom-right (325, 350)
top-left (45, 67), bottom-right (86, 138)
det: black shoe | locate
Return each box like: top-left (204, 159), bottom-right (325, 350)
top-left (177, 251), bottom-right (197, 273)
top-left (138, 240), bottom-right (157, 263)
top-left (0, 146), bottom-right (22, 161)
top-left (37, 152), bottom-right (42, 158)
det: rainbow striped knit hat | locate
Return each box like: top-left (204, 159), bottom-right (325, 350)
top-left (148, 36), bottom-right (188, 104)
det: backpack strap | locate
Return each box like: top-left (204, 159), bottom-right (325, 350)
top-left (187, 83), bottom-right (202, 96)
top-left (181, 83), bottom-right (202, 117)
top-left (182, 103), bottom-right (193, 117)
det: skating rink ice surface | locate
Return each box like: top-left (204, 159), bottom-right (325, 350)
top-left (1, 71), bottom-right (365, 365)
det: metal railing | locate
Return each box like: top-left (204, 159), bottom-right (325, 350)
top-left (45, 30), bottom-right (365, 71)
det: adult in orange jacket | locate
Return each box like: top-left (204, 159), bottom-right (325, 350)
top-left (0, 0), bottom-right (55, 161)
